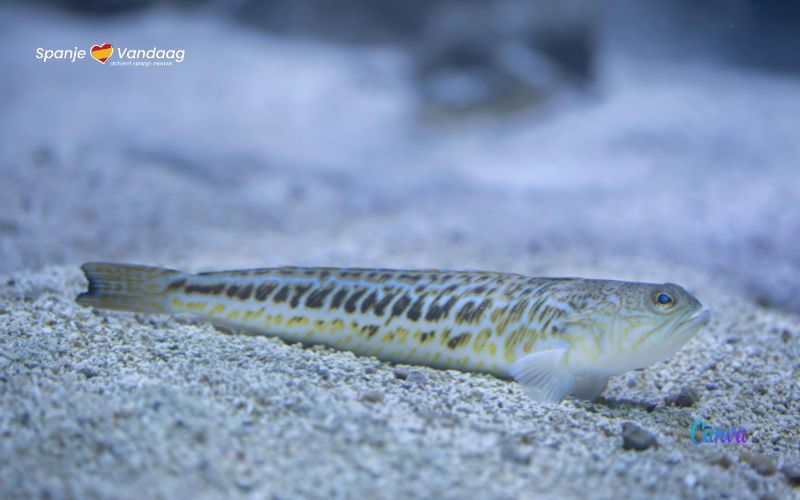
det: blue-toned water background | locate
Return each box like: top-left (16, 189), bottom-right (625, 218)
top-left (2, 0), bottom-right (798, 314)
top-left (1, 1), bottom-right (800, 498)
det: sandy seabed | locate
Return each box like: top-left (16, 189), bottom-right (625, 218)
top-left (1, 4), bottom-right (800, 499)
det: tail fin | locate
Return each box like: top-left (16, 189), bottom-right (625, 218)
top-left (76, 262), bottom-right (187, 314)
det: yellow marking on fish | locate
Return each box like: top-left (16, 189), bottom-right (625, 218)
top-left (474, 328), bottom-right (491, 353)
top-left (488, 342), bottom-right (497, 356)
top-left (331, 319), bottom-right (344, 333)
top-left (304, 331), bottom-right (314, 340)
top-left (186, 301), bottom-right (207, 312)
top-left (314, 319), bottom-right (327, 333)
top-left (344, 334), bottom-right (353, 344)
top-left (433, 352), bottom-right (441, 362)
top-left (243, 307), bottom-right (265, 321)
top-left (490, 308), bottom-right (505, 323)
top-left (287, 316), bottom-right (309, 327)
top-left (226, 310), bottom-right (240, 321)
top-left (505, 351), bottom-right (517, 363)
top-left (210, 304), bottom-right (226, 316)
top-left (172, 298), bottom-right (185, 308)
top-left (396, 327), bottom-right (409, 344)
top-left (496, 320), bottom-right (511, 337)
top-left (504, 326), bottom-right (527, 353)
top-left (522, 328), bottom-right (539, 353)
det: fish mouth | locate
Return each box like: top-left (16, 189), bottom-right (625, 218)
top-left (678, 309), bottom-right (711, 330)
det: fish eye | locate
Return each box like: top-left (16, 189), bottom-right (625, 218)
top-left (656, 292), bottom-right (674, 306)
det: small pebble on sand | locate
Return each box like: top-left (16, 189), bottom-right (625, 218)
top-left (665, 386), bottom-right (700, 407)
top-left (621, 423), bottom-right (657, 451)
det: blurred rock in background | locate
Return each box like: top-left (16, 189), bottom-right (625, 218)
top-left (234, 0), bottom-right (600, 115)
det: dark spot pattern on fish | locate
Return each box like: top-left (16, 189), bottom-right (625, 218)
top-left (344, 289), bottom-right (367, 313)
top-left (456, 299), bottom-right (493, 324)
top-left (392, 294), bottom-right (411, 317)
top-left (447, 332), bottom-right (471, 349)
top-left (360, 291), bottom-right (378, 314)
top-left (290, 284), bottom-right (312, 308)
top-left (373, 293), bottom-right (396, 316)
top-left (455, 300), bottom-right (476, 324)
top-left (167, 279), bottom-right (187, 291)
top-left (237, 284), bottom-right (254, 300)
top-left (407, 295), bottom-right (426, 321)
top-left (185, 283), bottom-right (225, 295)
top-left (425, 296), bottom-right (458, 322)
top-left (362, 325), bottom-right (380, 339)
top-left (330, 288), bottom-right (349, 309)
top-left (273, 285), bottom-right (290, 304)
top-left (420, 331), bottom-right (436, 343)
top-left (255, 283), bottom-right (278, 301)
top-left (305, 285), bottom-right (334, 308)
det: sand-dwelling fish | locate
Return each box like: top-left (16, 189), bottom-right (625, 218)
top-left (76, 263), bottom-right (711, 403)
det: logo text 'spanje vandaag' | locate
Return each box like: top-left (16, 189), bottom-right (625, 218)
top-left (111, 47), bottom-right (185, 66)
top-left (35, 42), bottom-right (185, 67)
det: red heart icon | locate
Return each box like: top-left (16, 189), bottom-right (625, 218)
top-left (91, 43), bottom-right (114, 64)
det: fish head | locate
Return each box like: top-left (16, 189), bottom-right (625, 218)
top-left (614, 281), bottom-right (711, 370)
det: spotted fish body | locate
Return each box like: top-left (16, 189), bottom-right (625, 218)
top-left (77, 263), bottom-right (711, 403)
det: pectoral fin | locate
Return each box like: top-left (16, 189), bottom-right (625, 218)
top-left (571, 375), bottom-right (609, 401)
top-left (509, 348), bottom-right (575, 403)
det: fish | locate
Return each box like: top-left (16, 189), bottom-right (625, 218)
top-left (75, 262), bottom-right (711, 403)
